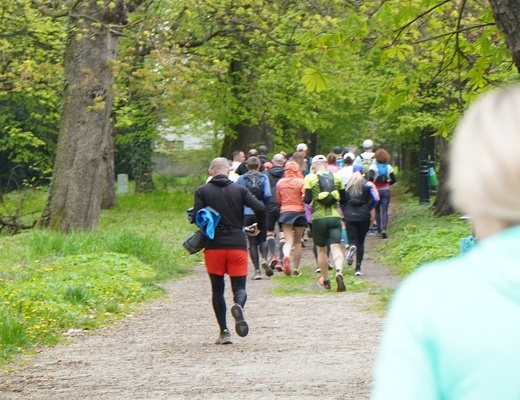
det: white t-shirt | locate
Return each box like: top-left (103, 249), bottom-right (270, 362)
top-left (337, 165), bottom-right (354, 186)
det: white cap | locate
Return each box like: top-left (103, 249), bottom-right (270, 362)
top-left (312, 154), bottom-right (327, 164)
top-left (362, 139), bottom-right (373, 148)
top-left (296, 143), bottom-right (308, 152)
top-left (343, 152), bottom-right (356, 160)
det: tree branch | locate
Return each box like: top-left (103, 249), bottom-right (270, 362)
top-left (410, 23), bottom-right (495, 45)
top-left (392, 0), bottom-right (451, 45)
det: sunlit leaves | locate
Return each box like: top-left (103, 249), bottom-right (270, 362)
top-left (301, 68), bottom-right (330, 93)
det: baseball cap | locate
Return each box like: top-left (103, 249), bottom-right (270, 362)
top-left (296, 143), bottom-right (308, 152)
top-left (312, 155), bottom-right (327, 164)
top-left (353, 164), bottom-right (364, 174)
top-left (362, 139), bottom-right (373, 148)
top-left (332, 146), bottom-right (342, 154)
top-left (343, 152), bottom-right (355, 160)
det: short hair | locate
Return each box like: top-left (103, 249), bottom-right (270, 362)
top-left (247, 149), bottom-right (258, 157)
top-left (209, 157), bottom-right (229, 172)
top-left (232, 150), bottom-right (244, 160)
top-left (449, 86), bottom-right (520, 222)
top-left (272, 153), bottom-right (285, 166)
top-left (246, 156), bottom-right (260, 168)
top-left (374, 149), bottom-right (390, 164)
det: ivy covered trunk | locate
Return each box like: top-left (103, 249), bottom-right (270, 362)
top-left (46, 1), bottom-right (127, 232)
top-left (131, 134), bottom-right (155, 193)
top-left (433, 136), bottom-right (454, 216)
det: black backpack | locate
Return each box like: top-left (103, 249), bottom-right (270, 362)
top-left (242, 172), bottom-right (264, 201)
top-left (316, 172), bottom-right (337, 206)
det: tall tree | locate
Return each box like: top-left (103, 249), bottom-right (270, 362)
top-left (34, 0), bottom-right (143, 232)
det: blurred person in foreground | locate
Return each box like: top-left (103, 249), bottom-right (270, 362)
top-left (192, 158), bottom-right (266, 345)
top-left (371, 86), bottom-right (520, 399)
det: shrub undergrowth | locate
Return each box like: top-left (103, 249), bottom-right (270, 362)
top-left (376, 194), bottom-right (472, 276)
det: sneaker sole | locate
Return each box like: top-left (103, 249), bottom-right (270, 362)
top-left (261, 260), bottom-right (274, 277)
top-left (231, 304), bottom-right (249, 337)
top-left (346, 248), bottom-right (357, 266)
top-left (215, 335), bottom-right (233, 345)
top-left (336, 274), bottom-right (346, 292)
top-left (283, 256), bottom-right (291, 276)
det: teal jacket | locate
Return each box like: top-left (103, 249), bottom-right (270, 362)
top-left (372, 225), bottom-right (520, 400)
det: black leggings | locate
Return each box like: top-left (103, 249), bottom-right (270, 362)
top-left (345, 219), bottom-right (370, 269)
top-left (208, 274), bottom-right (247, 332)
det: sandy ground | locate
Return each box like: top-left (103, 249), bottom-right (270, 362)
top-left (0, 234), bottom-right (401, 400)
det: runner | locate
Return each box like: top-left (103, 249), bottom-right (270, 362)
top-left (303, 155), bottom-right (347, 292)
top-left (276, 161), bottom-right (306, 276)
top-left (192, 157), bottom-right (266, 344)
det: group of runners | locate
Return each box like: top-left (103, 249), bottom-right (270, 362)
top-left (230, 140), bottom-right (396, 285)
top-left (191, 140), bottom-right (396, 344)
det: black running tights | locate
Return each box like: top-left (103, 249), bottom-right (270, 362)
top-left (208, 274), bottom-right (247, 332)
top-left (345, 219), bottom-right (370, 268)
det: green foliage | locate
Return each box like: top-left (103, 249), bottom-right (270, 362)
top-left (376, 195), bottom-right (472, 276)
top-left (0, 189), bottom-right (197, 364)
top-left (0, 1), bottom-right (66, 182)
top-left (0, 253), bottom-right (163, 362)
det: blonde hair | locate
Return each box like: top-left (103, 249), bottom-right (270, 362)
top-left (346, 171), bottom-right (364, 195)
top-left (449, 86), bottom-right (520, 223)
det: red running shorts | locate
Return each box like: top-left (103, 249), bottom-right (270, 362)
top-left (204, 249), bottom-right (248, 277)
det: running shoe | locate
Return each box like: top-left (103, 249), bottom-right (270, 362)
top-left (253, 270), bottom-right (262, 280)
top-left (283, 256), bottom-right (291, 276)
top-left (261, 258), bottom-right (274, 277)
top-left (315, 265), bottom-right (333, 273)
top-left (215, 330), bottom-right (232, 345)
top-left (346, 245), bottom-right (357, 266)
top-left (368, 229), bottom-right (375, 236)
top-left (354, 269), bottom-right (364, 276)
top-left (274, 261), bottom-right (284, 272)
top-left (336, 273), bottom-right (346, 292)
top-left (381, 230), bottom-right (388, 239)
top-left (231, 304), bottom-right (249, 337)
top-left (318, 277), bottom-right (332, 291)
top-left (269, 257), bottom-right (279, 270)
top-left (292, 269), bottom-right (302, 277)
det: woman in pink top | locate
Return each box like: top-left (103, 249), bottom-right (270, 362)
top-left (326, 153), bottom-right (341, 173)
top-left (276, 161), bottom-right (306, 276)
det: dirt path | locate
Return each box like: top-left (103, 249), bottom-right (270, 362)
top-left (0, 235), bottom-right (401, 399)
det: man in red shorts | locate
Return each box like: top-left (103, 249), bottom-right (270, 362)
top-left (192, 157), bottom-right (266, 344)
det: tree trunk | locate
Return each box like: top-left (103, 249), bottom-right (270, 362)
top-left (46, 1), bottom-right (127, 232)
top-left (221, 123), bottom-right (270, 158)
top-left (489, 0), bottom-right (520, 71)
top-left (101, 120), bottom-right (117, 209)
top-left (131, 134), bottom-right (155, 193)
top-left (433, 136), bottom-right (454, 216)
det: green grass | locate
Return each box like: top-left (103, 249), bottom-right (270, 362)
top-left (375, 193), bottom-right (472, 277)
top-left (0, 183), bottom-right (473, 365)
top-left (0, 187), bottom-right (200, 365)
top-left (269, 265), bottom-right (370, 295)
